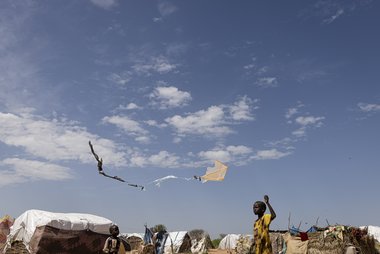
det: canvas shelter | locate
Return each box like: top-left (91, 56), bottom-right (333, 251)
top-left (362, 225), bottom-right (380, 243)
top-left (188, 231), bottom-right (214, 254)
top-left (190, 237), bottom-right (208, 254)
top-left (164, 231), bottom-right (192, 254)
top-left (3, 209), bottom-right (114, 254)
top-left (218, 234), bottom-right (241, 250)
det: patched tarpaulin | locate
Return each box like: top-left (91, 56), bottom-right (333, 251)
top-left (4, 209), bottom-right (114, 254)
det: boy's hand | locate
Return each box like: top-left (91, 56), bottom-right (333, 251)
top-left (264, 195), bottom-right (269, 203)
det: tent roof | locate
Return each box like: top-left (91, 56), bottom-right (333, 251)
top-left (218, 234), bottom-right (242, 249)
top-left (120, 233), bottom-right (144, 239)
top-left (362, 225), bottom-right (380, 242)
top-left (165, 231), bottom-right (189, 247)
top-left (7, 209), bottom-right (113, 249)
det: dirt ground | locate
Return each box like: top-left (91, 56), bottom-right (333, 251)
top-left (208, 249), bottom-right (235, 254)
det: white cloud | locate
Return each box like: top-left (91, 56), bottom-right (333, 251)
top-left (292, 127), bottom-right (307, 138)
top-left (173, 137), bottom-right (182, 143)
top-left (153, 17), bottom-right (163, 23)
top-left (285, 103), bottom-right (304, 120)
top-left (251, 149), bottom-right (291, 160)
top-left (323, 8), bottom-right (344, 24)
top-left (134, 136), bottom-right (151, 144)
top-left (0, 112), bottom-right (127, 166)
top-left (115, 103), bottom-right (142, 111)
top-left (165, 106), bottom-right (232, 137)
top-left (102, 115), bottom-right (150, 143)
top-left (243, 57), bottom-right (257, 70)
top-left (268, 137), bottom-right (295, 151)
top-left (0, 158), bottom-right (73, 187)
top-left (149, 151), bottom-right (180, 167)
top-left (165, 97), bottom-right (256, 138)
top-left (126, 103), bottom-right (141, 110)
top-left (158, 1), bottom-right (178, 17)
top-left (226, 145), bottom-right (253, 155)
top-left (4, 158), bottom-right (72, 180)
top-left (358, 102), bottom-right (380, 113)
top-left (295, 116), bottom-right (325, 127)
top-left (286, 108), bottom-right (299, 119)
top-left (257, 66), bottom-right (269, 75)
top-left (144, 120), bottom-right (167, 128)
top-left (132, 55), bottom-right (177, 75)
top-left (305, 0), bottom-right (373, 25)
top-left (130, 150), bottom-right (180, 168)
top-left (256, 77), bottom-right (278, 88)
top-left (107, 72), bottom-right (131, 86)
top-left (228, 96), bottom-right (256, 121)
top-left (150, 85), bottom-right (192, 109)
top-left (244, 64), bottom-right (255, 70)
top-left (199, 150), bottom-right (231, 162)
top-left (292, 115), bottom-right (325, 137)
top-left (198, 145), bottom-right (253, 164)
top-left (90, 0), bottom-right (119, 10)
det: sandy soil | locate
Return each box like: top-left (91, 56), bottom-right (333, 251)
top-left (208, 249), bottom-right (235, 254)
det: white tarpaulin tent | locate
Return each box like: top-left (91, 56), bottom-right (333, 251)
top-left (218, 234), bottom-right (241, 250)
top-left (164, 231), bottom-right (191, 253)
top-left (4, 209), bottom-right (113, 253)
top-left (361, 225), bottom-right (380, 242)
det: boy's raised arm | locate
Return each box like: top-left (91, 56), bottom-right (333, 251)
top-left (264, 195), bottom-right (276, 220)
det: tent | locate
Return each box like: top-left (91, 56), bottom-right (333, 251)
top-left (120, 233), bottom-right (144, 251)
top-left (3, 209), bottom-right (114, 254)
top-left (164, 231), bottom-right (192, 254)
top-left (218, 234), bottom-right (241, 250)
top-left (188, 229), bottom-right (214, 254)
top-left (362, 225), bottom-right (380, 243)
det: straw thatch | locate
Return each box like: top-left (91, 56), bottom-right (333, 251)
top-left (307, 232), bottom-right (346, 254)
top-left (284, 226), bottom-right (379, 254)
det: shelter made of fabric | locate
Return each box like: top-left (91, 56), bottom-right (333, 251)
top-left (164, 231), bottom-right (192, 254)
top-left (218, 234), bottom-right (242, 250)
top-left (4, 209), bottom-right (113, 254)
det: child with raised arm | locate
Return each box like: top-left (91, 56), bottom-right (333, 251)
top-left (253, 195), bottom-right (276, 254)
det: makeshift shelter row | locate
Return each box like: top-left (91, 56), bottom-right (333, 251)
top-left (2, 210), bottom-right (212, 254)
top-left (219, 227), bottom-right (380, 254)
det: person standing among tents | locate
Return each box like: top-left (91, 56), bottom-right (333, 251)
top-left (103, 225), bottom-right (126, 254)
top-left (153, 229), bottom-right (168, 254)
top-left (252, 195), bottom-right (276, 254)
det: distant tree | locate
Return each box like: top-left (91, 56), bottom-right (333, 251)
top-left (150, 224), bottom-right (167, 233)
top-left (188, 229), bottom-right (206, 241)
top-left (212, 238), bottom-right (221, 248)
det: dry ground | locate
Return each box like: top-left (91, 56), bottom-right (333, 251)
top-left (208, 249), bottom-right (235, 254)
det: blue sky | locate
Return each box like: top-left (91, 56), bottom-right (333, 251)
top-left (0, 0), bottom-right (379, 238)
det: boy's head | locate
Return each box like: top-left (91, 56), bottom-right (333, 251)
top-left (253, 201), bottom-right (266, 215)
top-left (109, 225), bottom-right (119, 237)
